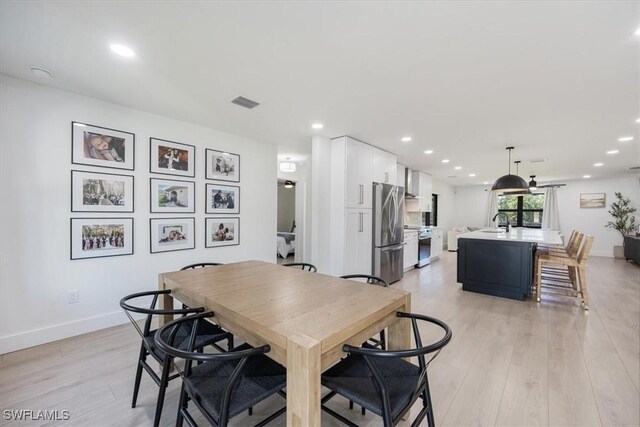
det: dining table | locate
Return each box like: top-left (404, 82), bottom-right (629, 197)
top-left (158, 260), bottom-right (412, 426)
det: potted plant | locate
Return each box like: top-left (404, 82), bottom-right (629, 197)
top-left (605, 192), bottom-right (637, 259)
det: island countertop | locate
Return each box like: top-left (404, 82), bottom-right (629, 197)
top-left (459, 228), bottom-right (562, 245)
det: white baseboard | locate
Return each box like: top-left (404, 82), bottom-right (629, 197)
top-left (0, 310), bottom-right (138, 355)
top-left (590, 250), bottom-right (613, 258)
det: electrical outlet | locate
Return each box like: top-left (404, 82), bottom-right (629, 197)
top-left (68, 290), bottom-right (79, 304)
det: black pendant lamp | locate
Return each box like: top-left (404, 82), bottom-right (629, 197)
top-left (529, 175), bottom-right (538, 191)
top-left (491, 147), bottom-right (530, 193)
top-left (509, 161), bottom-right (532, 195)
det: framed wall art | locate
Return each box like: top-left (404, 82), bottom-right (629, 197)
top-left (580, 193), bottom-right (606, 209)
top-left (70, 217), bottom-right (134, 260)
top-left (149, 138), bottom-right (195, 178)
top-left (150, 217), bottom-right (195, 253)
top-left (205, 149), bottom-right (240, 182)
top-left (205, 183), bottom-right (240, 214)
top-left (71, 170), bottom-right (134, 213)
top-left (71, 122), bottom-right (135, 170)
top-left (150, 178), bottom-right (195, 213)
top-left (205, 217), bottom-right (239, 248)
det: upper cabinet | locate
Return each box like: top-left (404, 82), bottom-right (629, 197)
top-left (406, 171), bottom-right (433, 212)
top-left (345, 139), bottom-right (373, 208)
top-left (372, 149), bottom-right (397, 185)
top-left (396, 163), bottom-right (406, 188)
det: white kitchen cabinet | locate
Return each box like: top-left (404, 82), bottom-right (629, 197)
top-left (396, 163), bottom-right (406, 188)
top-left (430, 228), bottom-right (443, 260)
top-left (345, 138), bottom-right (373, 209)
top-left (373, 149), bottom-right (397, 185)
top-left (345, 209), bottom-right (372, 275)
top-left (403, 230), bottom-right (418, 270)
top-left (406, 171), bottom-right (433, 212)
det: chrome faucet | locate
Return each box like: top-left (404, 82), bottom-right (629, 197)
top-left (492, 212), bottom-right (510, 232)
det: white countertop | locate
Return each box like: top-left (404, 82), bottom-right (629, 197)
top-left (459, 228), bottom-right (562, 245)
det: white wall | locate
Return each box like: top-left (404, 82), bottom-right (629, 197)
top-left (277, 185), bottom-right (295, 232)
top-left (310, 135), bottom-right (332, 272)
top-left (0, 76), bottom-right (278, 354)
top-left (452, 175), bottom-right (640, 257)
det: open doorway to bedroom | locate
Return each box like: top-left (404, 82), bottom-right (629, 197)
top-left (277, 179), bottom-right (297, 264)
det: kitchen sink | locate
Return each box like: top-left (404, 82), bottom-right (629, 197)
top-left (481, 229), bottom-right (505, 233)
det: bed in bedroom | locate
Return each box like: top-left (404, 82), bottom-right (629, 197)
top-left (277, 232), bottom-right (296, 258)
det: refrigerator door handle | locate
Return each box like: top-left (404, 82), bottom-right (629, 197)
top-left (384, 172), bottom-right (389, 183)
top-left (381, 243), bottom-right (404, 252)
top-left (359, 184), bottom-right (364, 204)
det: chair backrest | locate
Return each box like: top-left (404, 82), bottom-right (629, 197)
top-left (282, 262), bottom-right (317, 272)
top-left (576, 235), bottom-right (594, 264)
top-left (154, 311), bottom-right (270, 423)
top-left (567, 231), bottom-right (584, 257)
top-left (180, 262), bottom-right (223, 270)
top-left (119, 290), bottom-right (203, 339)
top-left (342, 312), bottom-right (452, 425)
top-left (340, 274), bottom-right (388, 287)
top-left (564, 229), bottom-right (577, 248)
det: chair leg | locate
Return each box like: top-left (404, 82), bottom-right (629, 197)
top-left (361, 406), bottom-right (366, 415)
top-left (536, 259), bottom-right (542, 302)
top-left (228, 334), bottom-right (234, 351)
top-left (349, 401), bottom-right (354, 410)
top-left (153, 356), bottom-right (172, 427)
top-left (424, 373), bottom-right (435, 427)
top-left (176, 383), bottom-right (189, 427)
top-left (379, 329), bottom-right (386, 350)
top-left (131, 342), bottom-right (146, 408)
top-left (248, 407), bottom-right (253, 416)
top-left (577, 267), bottom-right (589, 310)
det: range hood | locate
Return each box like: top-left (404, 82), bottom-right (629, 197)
top-left (404, 168), bottom-right (416, 198)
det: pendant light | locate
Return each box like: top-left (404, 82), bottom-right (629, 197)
top-left (529, 175), bottom-right (537, 191)
top-left (279, 157), bottom-right (296, 173)
top-left (509, 161), bottom-right (532, 195)
top-left (284, 180), bottom-right (295, 189)
top-left (491, 147), bottom-right (530, 193)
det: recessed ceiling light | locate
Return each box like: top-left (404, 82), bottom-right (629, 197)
top-left (483, 181), bottom-right (489, 185)
top-left (110, 43), bottom-right (135, 58)
top-left (593, 163), bottom-right (603, 167)
top-left (401, 136), bottom-right (412, 142)
top-left (583, 175), bottom-right (591, 179)
top-left (29, 66), bottom-right (52, 78)
top-left (424, 150), bottom-right (434, 154)
top-left (618, 136), bottom-right (634, 142)
top-left (635, 118), bottom-right (640, 123)
top-left (469, 173), bottom-right (476, 177)
top-left (636, 27), bottom-right (640, 36)
top-left (311, 123), bottom-right (324, 130)
top-left (454, 166), bottom-right (462, 170)
top-left (441, 159), bottom-right (450, 163)
top-left (606, 150), bottom-right (619, 154)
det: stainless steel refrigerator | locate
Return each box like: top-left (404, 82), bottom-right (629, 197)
top-left (372, 182), bottom-right (405, 284)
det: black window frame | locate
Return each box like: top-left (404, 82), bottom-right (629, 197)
top-left (498, 193), bottom-right (544, 229)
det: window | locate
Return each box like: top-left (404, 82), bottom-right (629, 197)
top-left (497, 193), bottom-right (544, 228)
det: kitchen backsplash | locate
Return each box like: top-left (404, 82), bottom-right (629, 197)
top-left (405, 211), bottom-right (423, 227)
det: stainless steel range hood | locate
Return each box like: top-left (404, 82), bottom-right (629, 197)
top-left (405, 168), bottom-right (416, 198)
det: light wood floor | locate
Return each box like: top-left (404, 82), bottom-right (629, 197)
top-left (1, 253), bottom-right (638, 426)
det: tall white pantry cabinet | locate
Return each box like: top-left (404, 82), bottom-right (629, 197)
top-left (329, 136), bottom-right (397, 276)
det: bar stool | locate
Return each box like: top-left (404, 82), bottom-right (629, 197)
top-left (536, 235), bottom-right (594, 310)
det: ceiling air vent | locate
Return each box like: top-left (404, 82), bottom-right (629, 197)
top-left (629, 166), bottom-right (640, 170)
top-left (447, 175), bottom-right (457, 179)
top-left (529, 158), bottom-right (547, 164)
top-left (231, 96), bottom-right (260, 109)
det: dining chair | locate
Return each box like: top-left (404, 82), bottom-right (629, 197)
top-left (120, 290), bottom-right (233, 427)
top-left (340, 274), bottom-right (388, 349)
top-left (282, 262), bottom-right (317, 272)
top-left (154, 311), bottom-right (287, 427)
top-left (321, 312), bottom-right (452, 427)
top-left (181, 262), bottom-right (224, 270)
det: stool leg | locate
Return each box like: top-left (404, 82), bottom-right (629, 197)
top-left (536, 259), bottom-right (542, 302)
top-left (577, 266), bottom-right (589, 310)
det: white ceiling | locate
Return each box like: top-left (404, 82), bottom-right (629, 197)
top-left (1, 1), bottom-right (639, 186)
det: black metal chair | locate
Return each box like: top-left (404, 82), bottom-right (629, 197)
top-left (340, 274), bottom-right (388, 350)
top-left (321, 312), bottom-right (452, 427)
top-left (154, 311), bottom-right (287, 427)
top-left (120, 290), bottom-right (234, 427)
top-left (181, 262), bottom-right (224, 270)
top-left (282, 262), bottom-right (317, 272)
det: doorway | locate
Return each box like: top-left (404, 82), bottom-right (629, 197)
top-left (277, 180), bottom-right (297, 264)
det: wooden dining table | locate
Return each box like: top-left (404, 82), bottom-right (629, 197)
top-left (158, 260), bottom-right (411, 427)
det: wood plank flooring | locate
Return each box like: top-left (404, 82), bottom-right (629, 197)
top-left (1, 253), bottom-right (638, 426)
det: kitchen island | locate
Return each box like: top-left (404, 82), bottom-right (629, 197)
top-left (457, 228), bottom-right (562, 300)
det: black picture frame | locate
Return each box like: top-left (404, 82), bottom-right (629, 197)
top-left (71, 122), bottom-right (135, 171)
top-left (71, 170), bottom-right (135, 213)
top-left (205, 148), bottom-right (240, 182)
top-left (149, 137), bottom-right (196, 178)
top-left (150, 178), bottom-right (196, 214)
top-left (149, 217), bottom-right (196, 254)
top-left (70, 217), bottom-right (134, 260)
top-left (205, 183), bottom-right (240, 215)
top-left (205, 217), bottom-right (240, 248)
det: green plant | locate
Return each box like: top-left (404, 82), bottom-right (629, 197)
top-left (605, 192), bottom-right (637, 245)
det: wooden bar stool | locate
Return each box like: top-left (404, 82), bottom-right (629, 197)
top-left (536, 235), bottom-right (594, 310)
top-left (536, 231), bottom-right (584, 286)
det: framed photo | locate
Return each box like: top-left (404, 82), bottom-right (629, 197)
top-left (205, 184), bottom-right (240, 214)
top-left (580, 193), bottom-right (606, 209)
top-left (71, 170), bottom-right (134, 213)
top-left (150, 217), bottom-right (195, 253)
top-left (70, 218), bottom-right (134, 260)
top-left (206, 149), bottom-right (240, 182)
top-left (205, 217), bottom-right (239, 248)
top-left (149, 138), bottom-right (195, 177)
top-left (150, 178), bottom-right (195, 213)
top-left (71, 122), bottom-right (134, 170)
